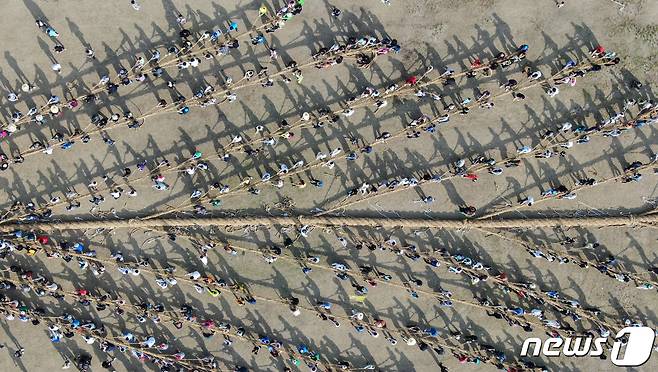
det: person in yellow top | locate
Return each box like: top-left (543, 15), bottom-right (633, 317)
top-left (259, 5), bottom-right (268, 16)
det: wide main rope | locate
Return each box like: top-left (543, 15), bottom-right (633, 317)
top-left (0, 213), bottom-right (654, 231)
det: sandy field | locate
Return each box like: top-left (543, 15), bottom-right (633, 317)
top-left (0, 0), bottom-right (657, 371)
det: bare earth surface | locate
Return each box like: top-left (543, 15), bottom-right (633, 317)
top-left (0, 0), bottom-right (657, 371)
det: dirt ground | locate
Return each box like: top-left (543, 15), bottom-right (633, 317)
top-left (0, 0), bottom-right (657, 371)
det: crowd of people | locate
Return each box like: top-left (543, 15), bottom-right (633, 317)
top-left (3, 2), bottom-right (307, 133)
top-left (7, 207), bottom-right (653, 369)
top-left (1, 215), bottom-right (655, 370)
top-left (0, 289), bottom-right (218, 371)
top-left (327, 82), bottom-right (656, 217)
top-left (0, 225), bottom-right (566, 371)
top-left (1, 25), bottom-right (400, 171)
top-left (0, 1), bottom-right (655, 371)
top-left (1, 41), bottom-right (631, 226)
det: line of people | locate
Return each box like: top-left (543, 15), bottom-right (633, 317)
top-left (482, 155), bottom-right (658, 219)
top-left (501, 230), bottom-right (658, 291)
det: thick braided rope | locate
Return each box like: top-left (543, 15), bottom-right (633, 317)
top-left (0, 213), bottom-right (654, 231)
